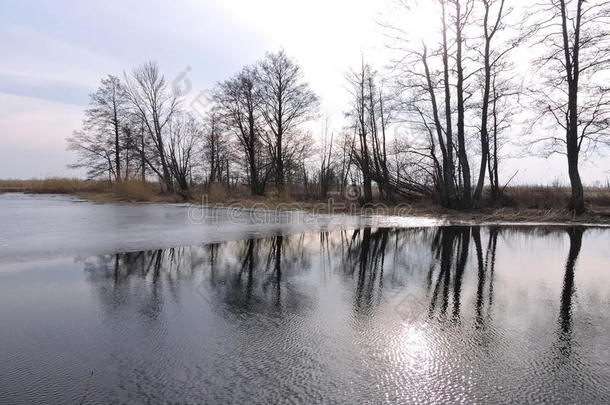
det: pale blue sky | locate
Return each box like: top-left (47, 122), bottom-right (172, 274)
top-left (0, 1), bottom-right (269, 107)
top-left (0, 0), bottom-right (383, 178)
top-left (0, 1), bottom-right (264, 178)
top-left (0, 0), bottom-right (608, 184)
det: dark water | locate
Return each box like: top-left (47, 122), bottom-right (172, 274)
top-left (1, 226), bottom-right (609, 404)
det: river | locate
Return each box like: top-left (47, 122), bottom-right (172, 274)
top-left (0, 193), bottom-right (609, 403)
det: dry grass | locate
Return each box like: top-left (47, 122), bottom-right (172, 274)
top-left (503, 185), bottom-right (571, 209)
top-left (205, 182), bottom-right (229, 202)
top-left (0, 178), bottom-right (111, 194)
top-left (2, 178), bottom-right (610, 223)
top-left (112, 180), bottom-right (155, 202)
top-left (0, 178), bottom-right (163, 203)
top-left (405, 204), bottom-right (609, 224)
top-left (585, 186), bottom-right (610, 207)
top-left (502, 185), bottom-right (610, 210)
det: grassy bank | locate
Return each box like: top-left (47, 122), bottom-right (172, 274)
top-left (2, 178), bottom-right (610, 224)
top-left (0, 178), bottom-right (172, 203)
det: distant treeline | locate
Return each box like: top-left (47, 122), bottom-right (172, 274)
top-left (68, 0), bottom-right (610, 213)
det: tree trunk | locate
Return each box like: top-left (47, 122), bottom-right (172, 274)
top-left (422, 46), bottom-right (452, 207)
top-left (455, 0), bottom-right (472, 207)
top-left (561, 0), bottom-right (585, 214)
top-left (140, 128), bottom-right (146, 183)
top-left (113, 104), bottom-right (121, 183)
top-left (157, 140), bottom-right (173, 193)
top-left (473, 22), bottom-right (493, 207)
top-left (567, 130), bottom-right (585, 213)
top-left (441, 0), bottom-right (458, 208)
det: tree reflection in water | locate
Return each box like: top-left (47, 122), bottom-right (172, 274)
top-left (3, 223), bottom-right (607, 405)
top-left (83, 225), bottom-right (588, 337)
top-left (556, 226), bottom-right (585, 357)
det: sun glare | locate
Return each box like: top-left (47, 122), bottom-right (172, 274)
top-left (391, 1), bottom-right (443, 46)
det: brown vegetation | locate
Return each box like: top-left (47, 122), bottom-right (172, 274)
top-left (2, 179), bottom-right (609, 223)
top-left (0, 178), bottom-right (111, 194)
top-left (0, 178), bottom-right (163, 203)
top-left (111, 180), bottom-right (156, 202)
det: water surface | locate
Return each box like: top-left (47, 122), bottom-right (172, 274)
top-left (0, 193), bottom-right (439, 264)
top-left (1, 225), bottom-right (609, 403)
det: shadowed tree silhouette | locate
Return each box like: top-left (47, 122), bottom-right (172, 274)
top-left (557, 226), bottom-right (585, 356)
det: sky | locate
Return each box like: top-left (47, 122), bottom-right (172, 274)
top-left (0, 0), bottom-right (608, 184)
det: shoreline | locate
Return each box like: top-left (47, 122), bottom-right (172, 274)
top-left (49, 191), bottom-right (610, 225)
top-left (1, 192), bottom-right (609, 266)
top-left (2, 185), bottom-right (610, 225)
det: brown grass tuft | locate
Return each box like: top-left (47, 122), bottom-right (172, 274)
top-left (203, 182), bottom-right (229, 202)
top-left (277, 188), bottom-right (294, 202)
top-left (503, 185), bottom-right (570, 209)
top-left (112, 180), bottom-right (155, 202)
top-left (502, 184), bottom-right (610, 210)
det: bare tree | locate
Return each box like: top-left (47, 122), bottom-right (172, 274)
top-left (334, 132), bottom-right (356, 197)
top-left (472, 0), bottom-right (507, 206)
top-left (384, 0), bottom-right (466, 207)
top-left (528, 0), bottom-right (610, 213)
top-left (123, 62), bottom-right (180, 193)
top-left (123, 114), bottom-right (151, 182)
top-left (214, 67), bottom-right (268, 195)
top-left (440, 0), bottom-right (459, 206)
top-left (167, 113), bottom-right (200, 196)
top-left (487, 61), bottom-right (520, 201)
top-left (318, 117), bottom-right (335, 199)
top-left (367, 73), bottom-right (395, 200)
top-left (386, 0), bottom-right (524, 207)
top-left (346, 61), bottom-right (406, 203)
top-left (277, 127), bottom-right (317, 191)
top-left (202, 110), bottom-right (228, 185)
top-left (346, 60), bottom-right (375, 203)
top-left (453, 0), bottom-right (475, 207)
top-left (66, 75), bottom-right (132, 182)
top-left (385, 10), bottom-right (463, 205)
top-left (471, 0), bottom-right (524, 205)
top-left (255, 50), bottom-right (319, 192)
top-left (80, 75), bottom-right (128, 182)
top-left (67, 129), bottom-right (116, 181)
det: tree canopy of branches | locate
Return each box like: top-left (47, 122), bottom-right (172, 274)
top-left (527, 0), bottom-right (610, 213)
top-left (384, 0), bottom-right (522, 208)
top-left (68, 52), bottom-right (320, 198)
top-left (213, 66), bottom-right (268, 195)
top-left (123, 62), bottom-right (180, 193)
top-left (255, 50), bottom-right (319, 192)
top-left (166, 112), bottom-right (201, 196)
top-left (67, 75), bottom-right (128, 182)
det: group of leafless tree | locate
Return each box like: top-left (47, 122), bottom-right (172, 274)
top-left (68, 63), bottom-right (188, 195)
top-left (211, 51), bottom-right (319, 196)
top-left (68, 0), bottom-right (610, 213)
top-left (68, 50), bottom-right (319, 198)
top-left (382, 0), bottom-right (610, 213)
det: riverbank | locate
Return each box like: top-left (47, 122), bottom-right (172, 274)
top-left (197, 199), bottom-right (610, 225)
top-left (2, 178), bottom-right (610, 224)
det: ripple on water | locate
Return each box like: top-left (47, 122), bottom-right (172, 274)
top-left (1, 226), bottom-right (610, 403)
